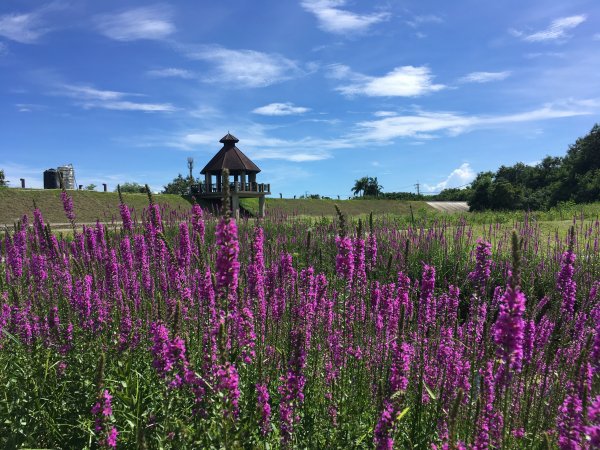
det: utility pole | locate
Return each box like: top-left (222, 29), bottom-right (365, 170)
top-left (415, 181), bottom-right (420, 195)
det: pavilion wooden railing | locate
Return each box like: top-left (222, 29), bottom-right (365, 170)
top-left (194, 182), bottom-right (271, 194)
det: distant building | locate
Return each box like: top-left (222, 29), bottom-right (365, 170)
top-left (197, 133), bottom-right (270, 217)
top-left (44, 164), bottom-right (76, 189)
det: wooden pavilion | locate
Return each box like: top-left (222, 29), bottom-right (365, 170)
top-left (197, 133), bottom-right (270, 217)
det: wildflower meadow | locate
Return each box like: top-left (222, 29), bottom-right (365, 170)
top-left (1, 186), bottom-right (599, 449)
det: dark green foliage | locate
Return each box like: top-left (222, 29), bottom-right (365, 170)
top-left (162, 174), bottom-right (193, 195)
top-left (468, 124), bottom-right (600, 211)
top-left (0, 169), bottom-right (7, 187)
top-left (116, 182), bottom-right (147, 194)
top-left (352, 176), bottom-right (383, 197)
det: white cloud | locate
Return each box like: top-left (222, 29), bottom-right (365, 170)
top-left (524, 51), bottom-right (565, 59)
top-left (405, 14), bottom-right (443, 28)
top-left (61, 84), bottom-right (130, 101)
top-left (424, 163), bottom-right (475, 192)
top-left (252, 102), bottom-right (310, 116)
top-left (186, 45), bottom-right (301, 88)
top-left (0, 9), bottom-right (50, 43)
top-left (517, 15), bottom-right (586, 42)
top-left (331, 64), bottom-right (445, 97)
top-left (179, 131), bottom-right (332, 161)
top-left (459, 71), bottom-right (511, 83)
top-left (301, 0), bottom-right (389, 34)
top-left (356, 100), bottom-right (596, 141)
top-left (146, 68), bottom-right (193, 79)
top-left (374, 111), bottom-right (397, 117)
top-left (16, 103), bottom-right (46, 113)
top-left (0, 162), bottom-right (44, 189)
top-left (58, 83), bottom-right (176, 112)
top-left (82, 101), bottom-right (176, 112)
top-left (95, 5), bottom-right (175, 41)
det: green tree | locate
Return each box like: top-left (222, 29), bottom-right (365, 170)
top-left (116, 182), bottom-right (147, 194)
top-left (489, 179), bottom-right (523, 210)
top-left (364, 176), bottom-right (383, 197)
top-left (85, 184), bottom-right (97, 191)
top-left (0, 169), bottom-right (7, 187)
top-left (352, 177), bottom-right (369, 197)
top-left (352, 176), bottom-right (383, 197)
top-left (163, 174), bottom-right (191, 195)
top-left (468, 172), bottom-right (493, 211)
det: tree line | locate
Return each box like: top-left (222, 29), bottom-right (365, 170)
top-left (468, 124), bottom-right (600, 210)
top-left (352, 124), bottom-right (599, 211)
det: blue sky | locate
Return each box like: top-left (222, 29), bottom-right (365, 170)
top-left (0, 0), bottom-right (599, 197)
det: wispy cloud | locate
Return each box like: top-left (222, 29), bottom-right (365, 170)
top-left (405, 14), bottom-right (443, 28)
top-left (373, 111), bottom-right (397, 117)
top-left (59, 83), bottom-right (176, 112)
top-left (329, 64), bottom-right (445, 97)
top-left (0, 2), bottom-right (65, 44)
top-left (512, 15), bottom-right (587, 42)
top-left (0, 162), bottom-right (45, 189)
top-left (301, 0), bottom-right (389, 35)
top-left (148, 122), bottom-right (337, 162)
top-left (423, 163), bottom-right (475, 192)
top-left (355, 100), bottom-right (596, 141)
top-left (524, 51), bottom-right (565, 59)
top-left (459, 71), bottom-right (511, 83)
top-left (0, 42), bottom-right (7, 54)
top-left (146, 68), bottom-right (194, 79)
top-left (85, 101), bottom-right (177, 112)
top-left (185, 45), bottom-right (302, 88)
top-left (95, 5), bottom-right (175, 41)
top-left (15, 103), bottom-right (46, 113)
top-left (252, 102), bottom-right (310, 116)
top-left (178, 130), bottom-right (333, 162)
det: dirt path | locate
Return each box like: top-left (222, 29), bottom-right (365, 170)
top-left (425, 201), bottom-right (469, 213)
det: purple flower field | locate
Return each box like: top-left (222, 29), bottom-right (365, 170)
top-left (1, 192), bottom-right (599, 449)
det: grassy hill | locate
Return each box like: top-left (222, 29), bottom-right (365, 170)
top-left (240, 197), bottom-right (432, 217)
top-left (0, 188), bottom-right (193, 225)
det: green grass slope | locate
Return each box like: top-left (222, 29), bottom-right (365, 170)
top-left (0, 188), bottom-right (192, 225)
top-left (240, 197), bottom-right (433, 217)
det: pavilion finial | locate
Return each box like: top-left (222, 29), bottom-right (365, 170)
top-left (219, 132), bottom-right (239, 144)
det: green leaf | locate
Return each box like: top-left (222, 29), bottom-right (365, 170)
top-left (395, 406), bottom-right (410, 423)
top-left (423, 381), bottom-right (437, 401)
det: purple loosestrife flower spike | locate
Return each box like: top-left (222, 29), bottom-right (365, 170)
top-left (60, 190), bottom-right (76, 225)
top-left (585, 395), bottom-right (600, 447)
top-left (557, 249), bottom-right (577, 319)
top-left (468, 238), bottom-right (492, 289)
top-left (493, 284), bottom-right (526, 373)
top-left (256, 383), bottom-right (272, 435)
top-left (374, 401), bottom-right (395, 450)
top-left (215, 216), bottom-right (240, 295)
top-left (119, 203), bottom-right (133, 233)
top-left (556, 387), bottom-right (583, 450)
top-left (91, 389), bottom-right (118, 449)
top-left (178, 222), bottom-right (192, 268)
top-left (493, 233), bottom-right (526, 375)
top-left (216, 362), bottom-right (240, 419)
top-left (335, 235), bottom-right (354, 281)
top-left (191, 203), bottom-right (205, 242)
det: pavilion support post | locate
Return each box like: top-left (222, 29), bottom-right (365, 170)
top-left (205, 173), bottom-right (210, 192)
top-left (232, 194), bottom-right (240, 220)
top-left (259, 195), bottom-right (265, 218)
top-left (241, 171), bottom-right (246, 191)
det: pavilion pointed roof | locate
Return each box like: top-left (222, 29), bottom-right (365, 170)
top-left (200, 133), bottom-right (261, 175)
